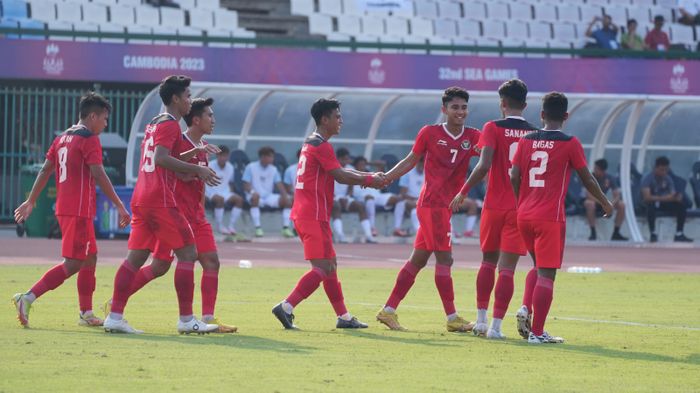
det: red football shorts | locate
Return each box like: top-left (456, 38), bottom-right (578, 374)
top-left (294, 219), bottom-right (335, 260)
top-left (518, 220), bottom-right (566, 269)
top-left (58, 215), bottom-right (97, 261)
top-left (153, 217), bottom-right (217, 262)
top-left (128, 206), bottom-right (194, 253)
top-left (480, 207), bottom-right (527, 255)
top-left (414, 207), bottom-right (452, 252)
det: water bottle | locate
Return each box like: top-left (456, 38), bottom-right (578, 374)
top-left (239, 259), bottom-right (252, 269)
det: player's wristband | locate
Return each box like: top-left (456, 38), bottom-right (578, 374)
top-left (363, 174), bottom-right (374, 187)
top-left (459, 183), bottom-right (470, 196)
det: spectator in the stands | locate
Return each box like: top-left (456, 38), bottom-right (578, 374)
top-left (645, 15), bottom-right (671, 51)
top-left (621, 19), bottom-right (647, 50)
top-left (641, 156), bottom-right (693, 243)
top-left (585, 15), bottom-right (619, 49)
top-left (678, 0), bottom-right (700, 25)
top-left (584, 159), bottom-right (628, 241)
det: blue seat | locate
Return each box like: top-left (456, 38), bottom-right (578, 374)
top-left (1, 0), bottom-right (28, 19)
top-left (16, 17), bottom-right (44, 39)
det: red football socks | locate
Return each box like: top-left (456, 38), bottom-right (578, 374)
top-left (475, 261), bottom-right (497, 309)
top-left (493, 268), bottom-right (515, 319)
top-left (522, 267), bottom-right (538, 313)
top-left (322, 270), bottom-right (348, 317)
top-left (201, 269), bottom-right (219, 317)
top-left (385, 261), bottom-right (421, 309)
top-left (30, 263), bottom-right (70, 298)
top-left (434, 264), bottom-right (456, 316)
top-left (128, 265), bottom-right (156, 296)
top-left (286, 267), bottom-right (324, 307)
top-left (174, 262), bottom-right (195, 317)
top-left (77, 265), bottom-right (96, 313)
top-left (111, 260), bottom-right (138, 314)
top-left (531, 275), bottom-right (555, 336)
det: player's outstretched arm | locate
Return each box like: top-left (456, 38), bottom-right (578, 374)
top-left (576, 167), bottom-right (613, 217)
top-left (179, 144), bottom-right (220, 162)
top-left (384, 152), bottom-right (421, 185)
top-left (451, 146), bottom-right (494, 211)
top-left (14, 159), bottom-right (55, 223)
top-left (330, 167), bottom-right (384, 188)
top-left (510, 164), bottom-right (522, 200)
top-left (154, 145), bottom-right (221, 186)
top-left (89, 164), bottom-right (131, 228)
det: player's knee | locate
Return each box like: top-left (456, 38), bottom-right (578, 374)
top-left (583, 199), bottom-right (595, 209)
top-left (483, 251), bottom-right (499, 263)
top-left (151, 261), bottom-right (171, 277)
top-left (63, 259), bottom-right (82, 275)
top-left (617, 201), bottom-right (626, 210)
top-left (175, 245), bottom-right (197, 262)
top-left (200, 254), bottom-right (220, 271)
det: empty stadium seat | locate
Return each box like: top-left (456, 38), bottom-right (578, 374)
top-left (337, 14), bottom-right (362, 36)
top-left (361, 15), bottom-right (384, 36)
top-left (152, 25), bottom-right (176, 45)
top-left (524, 38), bottom-right (548, 58)
top-left (529, 21), bottom-right (552, 40)
top-left (403, 34), bottom-right (428, 54)
top-left (342, 0), bottom-right (363, 17)
top-left (318, 0), bottom-right (342, 16)
top-left (580, 4), bottom-right (603, 23)
top-left (99, 23), bottom-right (125, 43)
top-left (553, 22), bottom-right (577, 43)
top-left (206, 28), bottom-right (232, 48)
top-left (197, 0), bottom-right (221, 11)
top-left (213, 9), bottom-right (238, 31)
top-left (557, 4), bottom-right (580, 23)
top-left (486, 2), bottom-right (509, 21)
top-left (510, 2), bottom-right (532, 22)
top-left (587, 0), bottom-right (609, 6)
top-left (47, 20), bottom-right (73, 41)
top-left (549, 40), bottom-right (573, 59)
top-left (134, 6), bottom-right (159, 26)
top-left (110, 5), bottom-right (134, 26)
top-left (500, 38), bottom-right (526, 57)
top-left (28, 0), bottom-right (56, 23)
top-left (627, 7), bottom-right (651, 24)
top-left (604, 6), bottom-right (628, 25)
top-left (415, 1), bottom-right (438, 19)
top-left (384, 16), bottom-right (408, 36)
top-left (507, 20), bottom-right (528, 39)
top-left (17, 17), bottom-right (43, 39)
top-left (380, 35), bottom-right (402, 53)
top-left (177, 26), bottom-right (203, 47)
top-left (452, 37), bottom-right (477, 55)
top-left (325, 32), bottom-right (352, 52)
top-left (427, 36), bottom-right (453, 55)
top-left (75, 22), bottom-right (99, 42)
top-left (482, 19), bottom-right (506, 40)
top-left (533, 3), bottom-right (557, 23)
top-left (126, 25), bottom-right (153, 45)
top-left (189, 9), bottom-right (215, 30)
top-left (462, 0), bottom-right (486, 20)
top-left (354, 33), bottom-right (381, 53)
top-left (160, 7), bottom-right (185, 28)
top-left (290, 0), bottom-right (314, 16)
top-left (669, 24), bottom-right (696, 48)
top-left (56, 1), bottom-right (81, 23)
top-left (649, 6), bottom-right (673, 23)
top-left (82, 2), bottom-right (108, 24)
top-left (436, 0), bottom-right (462, 20)
top-left (457, 19), bottom-right (480, 39)
top-left (409, 17), bottom-right (433, 38)
top-left (434, 19), bottom-right (458, 39)
top-left (308, 13), bottom-right (333, 35)
top-left (2, 0), bottom-right (28, 19)
top-left (178, 0), bottom-right (196, 9)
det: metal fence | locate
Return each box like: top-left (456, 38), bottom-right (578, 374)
top-left (0, 85), bottom-right (149, 221)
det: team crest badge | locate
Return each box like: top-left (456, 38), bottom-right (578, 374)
top-left (461, 140), bottom-right (471, 150)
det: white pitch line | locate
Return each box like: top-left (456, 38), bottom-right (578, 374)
top-left (234, 246), bottom-right (278, 252)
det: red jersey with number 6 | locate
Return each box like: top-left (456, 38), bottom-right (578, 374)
top-left (290, 133), bottom-right (341, 222)
top-left (412, 124), bottom-right (480, 208)
top-left (46, 125), bottom-right (103, 218)
top-left (479, 117), bottom-right (539, 210)
top-left (131, 114), bottom-right (182, 208)
top-left (512, 130), bottom-right (587, 222)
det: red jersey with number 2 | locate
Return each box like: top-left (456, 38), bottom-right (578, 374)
top-left (412, 124), bottom-right (480, 208)
top-left (131, 114), bottom-right (182, 208)
top-left (512, 130), bottom-right (587, 222)
top-left (45, 125), bottom-right (103, 218)
top-left (290, 133), bottom-right (341, 222)
top-left (479, 117), bottom-right (539, 210)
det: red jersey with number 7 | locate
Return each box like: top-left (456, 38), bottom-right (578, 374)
top-left (478, 117), bottom-right (539, 210)
top-left (45, 125), bottom-right (103, 218)
top-left (512, 130), bottom-right (587, 222)
top-left (290, 133), bottom-right (341, 222)
top-left (412, 124), bottom-right (480, 208)
top-left (131, 114), bottom-right (182, 208)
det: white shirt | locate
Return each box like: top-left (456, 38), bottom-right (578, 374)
top-left (679, 0), bottom-right (700, 14)
top-left (283, 163), bottom-right (298, 189)
top-left (207, 160), bottom-right (234, 196)
top-left (242, 160), bottom-right (282, 197)
top-left (399, 167), bottom-right (424, 199)
top-left (334, 164), bottom-right (354, 198)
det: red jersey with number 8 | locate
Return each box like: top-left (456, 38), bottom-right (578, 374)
top-left (478, 117), bottom-right (539, 210)
top-left (412, 124), bottom-right (480, 208)
top-left (290, 133), bottom-right (341, 222)
top-left (45, 125), bottom-right (103, 218)
top-left (131, 114), bottom-right (182, 208)
top-left (512, 130), bottom-right (587, 222)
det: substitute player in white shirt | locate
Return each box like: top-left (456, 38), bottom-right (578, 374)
top-left (398, 158), bottom-right (424, 234)
top-left (206, 146), bottom-right (244, 236)
top-left (330, 148), bottom-right (375, 243)
top-left (243, 146), bottom-right (293, 238)
top-left (353, 156), bottom-right (407, 237)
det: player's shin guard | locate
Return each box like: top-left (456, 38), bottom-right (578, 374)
top-left (201, 269), bottom-right (218, 317)
top-left (531, 276), bottom-right (554, 336)
top-left (174, 262), bottom-right (195, 317)
top-left (493, 268), bottom-right (515, 319)
top-left (522, 268), bottom-right (538, 313)
top-left (434, 264), bottom-right (456, 316)
top-left (476, 261), bottom-right (497, 310)
top-left (128, 265), bottom-right (156, 296)
top-left (322, 270), bottom-right (348, 317)
top-left (286, 267), bottom-right (324, 307)
top-left (30, 263), bottom-right (71, 298)
top-left (77, 265), bottom-right (96, 313)
top-left (385, 261), bottom-right (421, 309)
top-left (111, 260), bottom-right (138, 314)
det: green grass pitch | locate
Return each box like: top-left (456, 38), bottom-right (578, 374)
top-left (1, 265), bottom-right (699, 392)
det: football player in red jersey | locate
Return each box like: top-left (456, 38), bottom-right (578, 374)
top-left (511, 92), bottom-right (612, 344)
top-left (376, 87), bottom-right (481, 332)
top-left (12, 93), bottom-right (130, 328)
top-left (450, 79), bottom-right (540, 339)
top-left (272, 98), bottom-right (385, 330)
top-left (104, 76), bottom-right (221, 334)
top-left (103, 98), bottom-right (237, 333)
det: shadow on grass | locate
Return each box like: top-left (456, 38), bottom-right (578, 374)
top-left (326, 329), bottom-right (470, 348)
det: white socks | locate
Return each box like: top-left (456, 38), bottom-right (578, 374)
top-left (477, 309), bottom-right (488, 324)
top-left (229, 207), bottom-right (242, 229)
top-left (339, 312), bottom-right (352, 321)
top-left (282, 208), bottom-right (291, 227)
top-left (361, 219), bottom-right (373, 240)
top-left (465, 215), bottom-right (477, 232)
top-left (281, 301), bottom-right (294, 314)
top-left (383, 306), bottom-right (396, 313)
top-left (410, 209), bottom-right (419, 232)
top-left (332, 218), bottom-right (346, 240)
top-left (394, 200), bottom-right (406, 229)
top-left (214, 207), bottom-right (224, 228)
top-left (447, 313), bottom-right (458, 322)
top-left (491, 318), bottom-right (503, 331)
top-left (251, 207), bottom-right (261, 227)
top-left (366, 199), bottom-right (376, 227)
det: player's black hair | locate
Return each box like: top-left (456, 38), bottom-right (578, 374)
top-left (79, 92), bottom-right (111, 119)
top-left (258, 146), bottom-right (275, 157)
top-left (159, 75), bottom-right (191, 105)
top-left (183, 97), bottom-right (214, 127)
top-left (498, 79), bottom-right (528, 110)
top-left (352, 156), bottom-right (368, 168)
top-left (654, 14), bottom-right (664, 23)
top-left (218, 145), bottom-right (230, 155)
top-left (336, 148), bottom-right (350, 159)
top-left (594, 158), bottom-right (608, 171)
top-left (442, 86), bottom-right (469, 106)
top-left (310, 98), bottom-right (341, 125)
top-left (627, 19), bottom-right (637, 27)
top-left (542, 92), bottom-right (568, 122)
top-left (655, 156), bottom-right (670, 167)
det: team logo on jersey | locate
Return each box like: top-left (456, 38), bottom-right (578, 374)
top-left (670, 63), bottom-right (689, 94)
top-left (43, 43), bottom-right (64, 76)
top-left (368, 58), bottom-right (386, 85)
top-left (461, 140), bottom-right (471, 150)
top-left (437, 140), bottom-right (447, 146)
